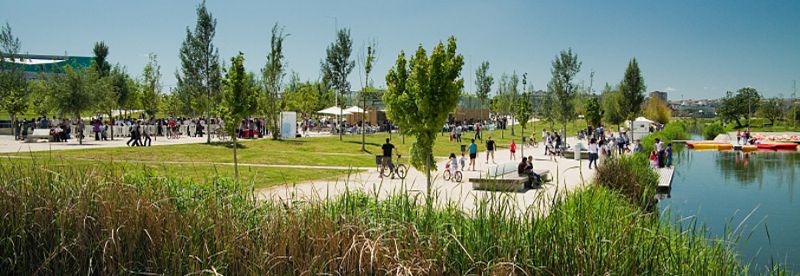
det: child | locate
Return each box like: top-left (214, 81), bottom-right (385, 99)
top-left (510, 139), bottom-right (517, 160)
top-left (649, 150), bottom-right (658, 167)
top-left (459, 152), bottom-right (467, 170)
top-left (447, 153), bottom-right (459, 173)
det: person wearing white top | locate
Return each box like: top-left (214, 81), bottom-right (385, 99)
top-left (588, 138), bottom-right (599, 169)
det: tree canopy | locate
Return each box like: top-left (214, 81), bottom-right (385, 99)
top-left (547, 48), bottom-right (581, 135)
top-left (619, 58), bottom-right (646, 123)
top-left (384, 36), bottom-right (464, 190)
top-left (717, 87), bottom-right (761, 127)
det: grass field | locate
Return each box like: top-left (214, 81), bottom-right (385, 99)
top-left (3, 119), bottom-right (589, 166)
top-left (0, 157), bottom-right (354, 189)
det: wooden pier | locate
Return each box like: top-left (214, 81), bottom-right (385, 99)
top-left (656, 167), bottom-right (675, 188)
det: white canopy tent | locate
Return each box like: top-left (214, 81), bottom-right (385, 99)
top-left (317, 106), bottom-right (349, 115)
top-left (343, 106), bottom-right (365, 113)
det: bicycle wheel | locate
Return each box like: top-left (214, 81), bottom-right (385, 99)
top-left (396, 164), bottom-right (408, 179)
top-left (443, 170), bottom-right (452, 181)
top-left (454, 171), bottom-right (463, 182)
top-left (382, 165), bottom-right (394, 178)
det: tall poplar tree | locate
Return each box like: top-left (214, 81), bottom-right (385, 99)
top-left (360, 41), bottom-right (377, 151)
top-left (474, 61), bottom-right (493, 123)
top-left (262, 23), bottom-right (288, 140)
top-left (141, 53), bottom-right (161, 119)
top-left (619, 58), bottom-right (645, 134)
top-left (176, 1), bottom-right (221, 143)
top-left (547, 48), bottom-right (581, 138)
top-left (321, 28), bottom-right (355, 141)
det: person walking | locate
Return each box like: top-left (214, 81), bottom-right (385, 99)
top-left (468, 139), bottom-right (478, 171)
top-left (455, 124), bottom-right (462, 143)
top-left (485, 136), bottom-right (496, 164)
top-left (588, 138), bottom-right (599, 169)
top-left (127, 123), bottom-right (139, 146)
top-left (143, 123), bottom-right (152, 146)
top-left (509, 139), bottom-right (516, 160)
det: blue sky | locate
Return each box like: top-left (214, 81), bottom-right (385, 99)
top-left (2, 0), bottom-right (799, 100)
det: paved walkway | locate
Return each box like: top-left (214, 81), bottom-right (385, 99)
top-left (259, 137), bottom-right (596, 216)
top-left (0, 134), bottom-right (218, 153)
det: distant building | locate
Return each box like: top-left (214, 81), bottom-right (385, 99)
top-left (1, 54), bottom-right (93, 79)
top-left (649, 91), bottom-right (668, 102)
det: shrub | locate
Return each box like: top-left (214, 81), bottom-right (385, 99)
top-left (703, 122), bottom-right (725, 140)
top-left (593, 154), bottom-right (658, 207)
top-left (641, 121), bottom-right (689, 153)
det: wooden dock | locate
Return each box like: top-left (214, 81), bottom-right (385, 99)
top-left (656, 167), bottom-right (675, 188)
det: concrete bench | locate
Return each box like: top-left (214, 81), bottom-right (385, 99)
top-left (25, 129), bottom-right (53, 143)
top-left (562, 150), bottom-right (589, 159)
top-left (469, 161), bottom-right (550, 192)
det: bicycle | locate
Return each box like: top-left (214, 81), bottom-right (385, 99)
top-left (379, 154), bottom-right (408, 179)
top-left (443, 165), bottom-right (463, 182)
top-left (527, 137), bottom-right (539, 148)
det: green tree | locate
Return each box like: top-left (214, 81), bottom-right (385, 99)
top-left (601, 84), bottom-right (625, 127)
top-left (0, 22), bottom-right (28, 128)
top-left (28, 80), bottom-right (51, 118)
top-left (515, 75), bottom-right (533, 156)
top-left (92, 41), bottom-right (111, 78)
top-left (758, 97), bottom-right (783, 125)
top-left (262, 23), bottom-right (288, 140)
top-left (547, 48), bottom-right (581, 138)
top-left (474, 61), bottom-right (493, 122)
top-left (643, 96), bottom-right (671, 124)
top-left (47, 66), bottom-right (100, 144)
top-left (220, 53), bottom-right (257, 182)
top-left (384, 36), bottom-right (464, 194)
top-left (176, 1), bottom-right (221, 143)
top-left (585, 96), bottom-right (602, 127)
top-left (619, 58), bottom-right (646, 133)
top-left (359, 41), bottom-right (377, 151)
top-left (717, 87), bottom-right (761, 127)
top-left (321, 28), bottom-right (355, 141)
top-left (141, 53), bottom-right (161, 119)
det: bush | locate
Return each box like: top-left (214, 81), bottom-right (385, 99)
top-left (593, 154), bottom-right (658, 207)
top-left (703, 122), bottom-right (725, 140)
top-left (641, 121), bottom-right (689, 153)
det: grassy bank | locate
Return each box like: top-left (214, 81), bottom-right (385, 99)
top-left (1, 161), bottom-right (781, 275)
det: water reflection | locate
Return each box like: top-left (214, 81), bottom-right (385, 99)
top-left (661, 146), bottom-right (800, 271)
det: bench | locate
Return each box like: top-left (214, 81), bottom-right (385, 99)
top-left (469, 162), bottom-right (551, 192)
top-left (25, 129), bottom-right (53, 143)
top-left (562, 149), bottom-right (589, 159)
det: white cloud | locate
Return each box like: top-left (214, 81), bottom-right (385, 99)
top-left (664, 86), bottom-right (676, 92)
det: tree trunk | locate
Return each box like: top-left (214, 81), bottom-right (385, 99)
top-left (426, 152), bottom-right (431, 201)
top-left (511, 114), bottom-right (515, 136)
top-left (207, 86), bottom-right (211, 144)
top-left (361, 92), bottom-right (366, 151)
top-left (233, 135), bottom-right (239, 186)
top-left (521, 126), bottom-right (525, 157)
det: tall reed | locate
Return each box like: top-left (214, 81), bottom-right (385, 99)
top-left (0, 158), bottom-right (789, 275)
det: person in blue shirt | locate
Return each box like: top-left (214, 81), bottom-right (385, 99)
top-left (666, 143), bottom-right (673, 168)
top-left (468, 139), bottom-right (478, 171)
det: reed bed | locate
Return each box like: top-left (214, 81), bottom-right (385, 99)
top-left (0, 159), bottom-right (789, 275)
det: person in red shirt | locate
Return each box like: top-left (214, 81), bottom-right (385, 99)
top-left (510, 139), bottom-right (517, 160)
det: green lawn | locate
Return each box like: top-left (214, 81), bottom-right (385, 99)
top-left (3, 119), bottom-right (590, 168)
top-left (0, 157), bottom-right (355, 189)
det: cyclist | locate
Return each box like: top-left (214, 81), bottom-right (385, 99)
top-left (381, 138), bottom-right (396, 178)
top-left (447, 153), bottom-right (459, 173)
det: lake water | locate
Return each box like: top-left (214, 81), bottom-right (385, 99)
top-left (659, 145), bottom-right (799, 272)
